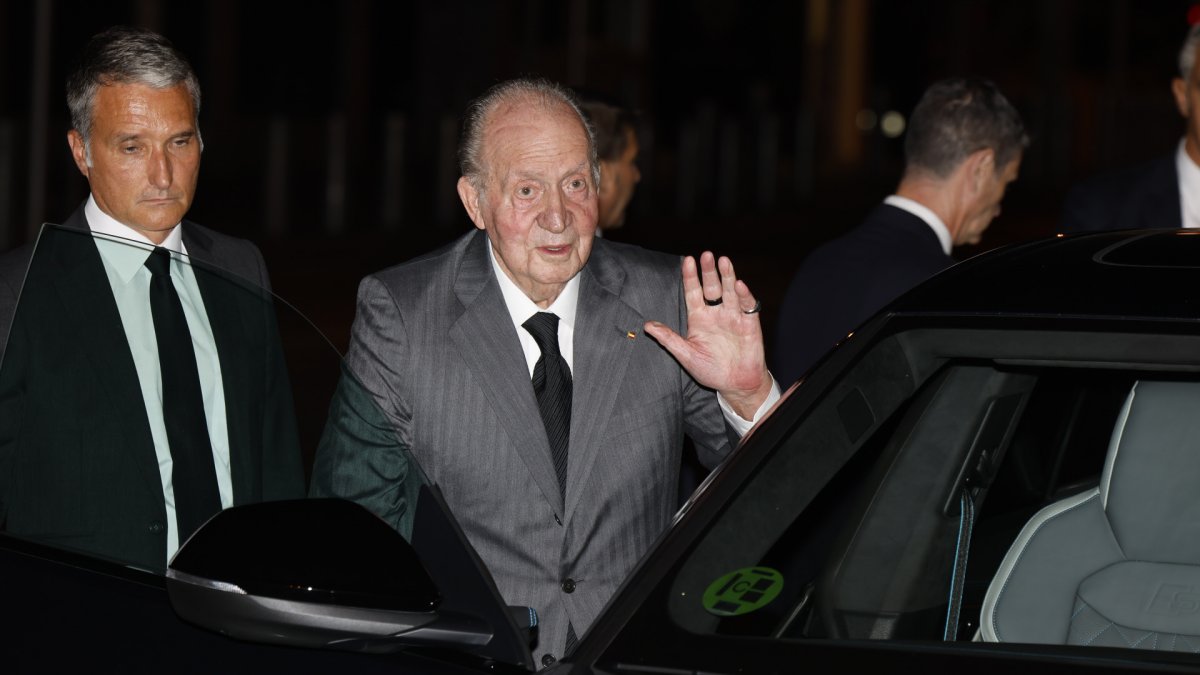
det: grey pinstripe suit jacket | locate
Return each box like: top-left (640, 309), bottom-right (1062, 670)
top-left (312, 229), bottom-right (735, 661)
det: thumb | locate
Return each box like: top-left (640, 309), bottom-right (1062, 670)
top-left (643, 320), bottom-right (689, 359)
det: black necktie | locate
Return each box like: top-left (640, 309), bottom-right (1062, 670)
top-left (145, 246), bottom-right (222, 543)
top-left (522, 312), bottom-right (571, 497)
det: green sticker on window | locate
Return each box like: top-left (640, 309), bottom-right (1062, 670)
top-left (702, 567), bottom-right (784, 616)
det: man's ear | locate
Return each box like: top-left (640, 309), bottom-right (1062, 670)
top-left (966, 148), bottom-right (995, 195)
top-left (66, 130), bottom-right (90, 177)
top-left (1173, 77), bottom-right (1190, 118)
top-left (457, 176), bottom-right (485, 231)
top-left (596, 160), bottom-right (611, 195)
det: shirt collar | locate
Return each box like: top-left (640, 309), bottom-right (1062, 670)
top-left (1176, 139), bottom-right (1200, 229)
top-left (85, 194), bottom-right (187, 284)
top-left (883, 194), bottom-right (953, 255)
top-left (487, 239), bottom-right (580, 331)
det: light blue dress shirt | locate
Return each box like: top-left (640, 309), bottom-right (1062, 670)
top-left (84, 196), bottom-right (232, 564)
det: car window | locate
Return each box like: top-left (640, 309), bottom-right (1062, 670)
top-left (0, 223), bottom-right (430, 569)
top-left (596, 319), bottom-right (1200, 672)
top-left (0, 224), bottom-right (534, 670)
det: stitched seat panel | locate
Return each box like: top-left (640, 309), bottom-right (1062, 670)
top-left (1070, 597), bottom-right (1200, 652)
top-left (1074, 561), bottom-right (1200, 637)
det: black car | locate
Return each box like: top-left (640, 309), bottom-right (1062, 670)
top-left (5, 227), bottom-right (1200, 673)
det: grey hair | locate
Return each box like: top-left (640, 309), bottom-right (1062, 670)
top-left (903, 77), bottom-right (1029, 178)
top-left (66, 26), bottom-right (202, 162)
top-left (458, 77), bottom-right (599, 193)
top-left (1179, 22), bottom-right (1200, 79)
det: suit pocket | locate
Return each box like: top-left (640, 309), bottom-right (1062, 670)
top-left (602, 391), bottom-right (680, 441)
top-left (597, 391), bottom-right (682, 492)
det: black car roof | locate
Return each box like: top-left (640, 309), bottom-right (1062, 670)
top-left (891, 229), bottom-right (1200, 322)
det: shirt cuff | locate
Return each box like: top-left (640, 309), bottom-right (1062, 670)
top-left (718, 376), bottom-right (783, 437)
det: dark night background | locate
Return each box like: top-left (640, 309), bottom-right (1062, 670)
top-left (0, 0), bottom-right (1195, 354)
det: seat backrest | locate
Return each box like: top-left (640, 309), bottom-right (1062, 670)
top-left (979, 380), bottom-right (1200, 650)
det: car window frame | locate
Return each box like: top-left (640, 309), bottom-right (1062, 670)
top-left (575, 312), bottom-right (1200, 674)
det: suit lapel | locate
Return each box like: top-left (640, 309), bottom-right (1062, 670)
top-left (42, 219), bottom-right (164, 503)
top-left (179, 220), bottom-right (213, 266)
top-left (449, 232), bottom-right (565, 513)
top-left (564, 242), bottom-right (643, 521)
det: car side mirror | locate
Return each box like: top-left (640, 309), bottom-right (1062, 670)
top-left (166, 497), bottom-right (532, 665)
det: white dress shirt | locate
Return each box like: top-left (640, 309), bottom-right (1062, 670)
top-left (883, 194), bottom-right (954, 255)
top-left (487, 243), bottom-right (779, 436)
top-left (1176, 139), bottom-right (1200, 230)
top-left (85, 195), bottom-right (232, 563)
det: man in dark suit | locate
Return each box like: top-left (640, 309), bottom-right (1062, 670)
top-left (311, 78), bottom-right (780, 667)
top-left (0, 26), bottom-right (303, 573)
top-left (773, 78), bottom-right (1028, 385)
top-left (1060, 22), bottom-right (1200, 233)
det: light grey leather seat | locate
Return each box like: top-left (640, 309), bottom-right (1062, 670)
top-left (980, 380), bottom-right (1200, 651)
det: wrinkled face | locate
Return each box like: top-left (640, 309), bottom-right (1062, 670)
top-left (1173, 64), bottom-right (1200, 165)
top-left (67, 82), bottom-right (201, 244)
top-left (958, 154), bottom-right (1021, 246)
top-left (597, 128), bottom-right (641, 230)
top-left (458, 101), bottom-right (598, 307)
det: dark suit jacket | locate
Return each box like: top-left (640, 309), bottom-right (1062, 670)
top-left (773, 203), bottom-right (953, 385)
top-left (0, 206), bottom-right (304, 573)
top-left (1060, 153), bottom-right (1181, 233)
top-left (311, 229), bottom-right (736, 662)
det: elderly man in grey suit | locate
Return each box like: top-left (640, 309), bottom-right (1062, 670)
top-left (311, 77), bottom-right (779, 667)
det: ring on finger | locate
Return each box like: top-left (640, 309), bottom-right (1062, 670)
top-left (704, 297), bottom-right (723, 307)
top-left (742, 300), bottom-right (762, 315)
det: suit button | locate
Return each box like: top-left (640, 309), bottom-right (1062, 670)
top-left (541, 654), bottom-right (556, 667)
top-left (561, 578), bottom-right (576, 593)
top-left (148, 522), bottom-right (164, 534)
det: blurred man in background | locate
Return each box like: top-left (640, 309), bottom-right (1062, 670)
top-left (1060, 20), bottom-right (1200, 232)
top-left (580, 99), bottom-right (641, 232)
top-left (773, 77), bottom-right (1028, 385)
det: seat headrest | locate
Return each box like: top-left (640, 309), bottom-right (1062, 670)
top-left (1101, 380), bottom-right (1200, 562)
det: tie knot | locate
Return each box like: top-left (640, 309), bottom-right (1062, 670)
top-left (522, 312), bottom-right (561, 356)
top-left (145, 246), bottom-right (172, 278)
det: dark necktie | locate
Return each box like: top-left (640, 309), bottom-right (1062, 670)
top-left (522, 312), bottom-right (571, 497)
top-left (145, 246), bottom-right (222, 542)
